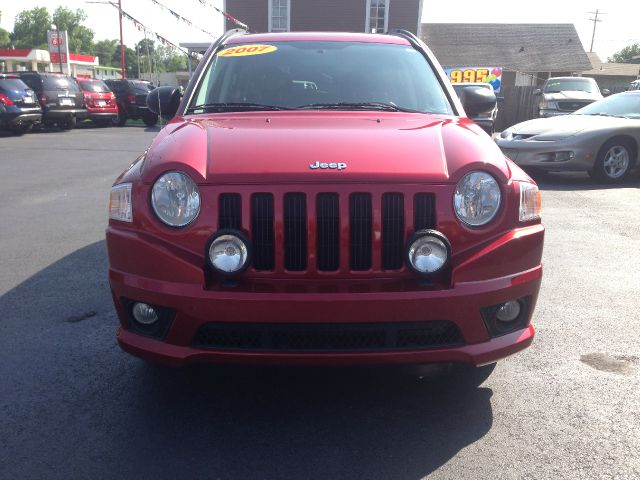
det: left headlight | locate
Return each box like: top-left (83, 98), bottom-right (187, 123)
top-left (454, 171), bottom-right (501, 227)
top-left (109, 183), bottom-right (133, 222)
top-left (151, 171), bottom-right (201, 227)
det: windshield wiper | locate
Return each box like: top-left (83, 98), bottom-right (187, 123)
top-left (186, 102), bottom-right (293, 113)
top-left (296, 102), bottom-right (416, 112)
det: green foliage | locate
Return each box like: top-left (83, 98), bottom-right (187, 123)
top-left (11, 7), bottom-right (51, 49)
top-left (94, 39), bottom-right (118, 67)
top-left (10, 7), bottom-right (95, 54)
top-left (0, 27), bottom-right (10, 49)
top-left (608, 44), bottom-right (640, 64)
top-left (111, 45), bottom-right (137, 78)
top-left (52, 7), bottom-right (94, 54)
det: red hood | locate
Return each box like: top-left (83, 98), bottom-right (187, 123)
top-left (143, 112), bottom-right (510, 184)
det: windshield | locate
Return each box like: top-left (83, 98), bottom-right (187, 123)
top-left (544, 78), bottom-right (597, 94)
top-left (574, 93), bottom-right (640, 119)
top-left (79, 80), bottom-right (110, 93)
top-left (190, 41), bottom-right (453, 114)
top-left (42, 75), bottom-right (80, 92)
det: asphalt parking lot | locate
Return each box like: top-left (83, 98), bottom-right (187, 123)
top-left (1, 125), bottom-right (639, 479)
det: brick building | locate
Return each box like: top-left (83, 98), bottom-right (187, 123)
top-left (224, 0), bottom-right (424, 35)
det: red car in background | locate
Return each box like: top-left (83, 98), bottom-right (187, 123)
top-left (76, 78), bottom-right (118, 126)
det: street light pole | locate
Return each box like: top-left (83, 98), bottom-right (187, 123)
top-left (119, 0), bottom-right (126, 78)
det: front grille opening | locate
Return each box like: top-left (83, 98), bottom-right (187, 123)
top-left (316, 193), bottom-right (340, 271)
top-left (284, 193), bottom-right (307, 271)
top-left (251, 193), bottom-right (275, 271)
top-left (193, 321), bottom-right (465, 352)
top-left (414, 193), bottom-right (436, 230)
top-left (349, 193), bottom-right (372, 271)
top-left (382, 193), bottom-right (405, 270)
top-left (218, 193), bottom-right (241, 229)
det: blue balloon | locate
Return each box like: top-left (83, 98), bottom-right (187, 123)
top-left (489, 78), bottom-right (501, 91)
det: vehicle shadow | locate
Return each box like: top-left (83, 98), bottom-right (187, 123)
top-left (527, 169), bottom-right (640, 191)
top-left (0, 241), bottom-right (493, 480)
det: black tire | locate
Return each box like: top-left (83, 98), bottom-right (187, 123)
top-left (60, 117), bottom-right (76, 130)
top-left (143, 112), bottom-right (159, 127)
top-left (589, 138), bottom-right (636, 184)
top-left (112, 113), bottom-right (127, 127)
top-left (10, 124), bottom-right (30, 136)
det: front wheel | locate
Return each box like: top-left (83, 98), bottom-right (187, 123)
top-left (589, 139), bottom-right (635, 183)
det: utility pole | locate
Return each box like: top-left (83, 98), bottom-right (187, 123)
top-left (588, 9), bottom-right (605, 53)
top-left (118, 0), bottom-right (126, 78)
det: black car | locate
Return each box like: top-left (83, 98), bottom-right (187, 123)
top-left (0, 74), bottom-right (42, 135)
top-left (103, 79), bottom-right (158, 127)
top-left (13, 71), bottom-right (87, 130)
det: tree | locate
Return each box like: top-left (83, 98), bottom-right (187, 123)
top-left (52, 7), bottom-right (94, 54)
top-left (0, 27), bottom-right (10, 49)
top-left (111, 45), bottom-right (137, 78)
top-left (608, 43), bottom-right (640, 64)
top-left (94, 39), bottom-right (118, 67)
top-left (11, 7), bottom-right (51, 50)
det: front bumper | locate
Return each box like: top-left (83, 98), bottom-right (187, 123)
top-left (108, 224), bottom-right (544, 367)
top-left (496, 136), bottom-right (601, 171)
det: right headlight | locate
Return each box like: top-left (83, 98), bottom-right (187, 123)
top-left (151, 171), bottom-right (200, 227)
top-left (454, 171), bottom-right (501, 227)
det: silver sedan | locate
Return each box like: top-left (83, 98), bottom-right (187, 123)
top-left (496, 91), bottom-right (640, 183)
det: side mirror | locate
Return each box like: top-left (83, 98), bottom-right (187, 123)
top-left (460, 86), bottom-right (497, 116)
top-left (147, 86), bottom-right (181, 119)
top-left (602, 88), bottom-right (611, 96)
top-left (533, 89), bottom-right (542, 96)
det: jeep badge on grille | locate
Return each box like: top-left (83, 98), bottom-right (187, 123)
top-left (309, 161), bottom-right (347, 170)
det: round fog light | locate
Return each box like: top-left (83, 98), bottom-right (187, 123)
top-left (496, 300), bottom-right (521, 322)
top-left (132, 302), bottom-right (159, 325)
top-left (406, 230), bottom-right (451, 275)
top-left (207, 231), bottom-right (250, 275)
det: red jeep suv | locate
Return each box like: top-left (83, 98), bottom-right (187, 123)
top-left (76, 78), bottom-right (118, 126)
top-left (107, 30), bottom-right (544, 377)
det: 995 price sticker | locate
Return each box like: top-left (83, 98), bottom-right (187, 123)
top-left (218, 44), bottom-right (278, 57)
top-left (449, 68), bottom-right (489, 84)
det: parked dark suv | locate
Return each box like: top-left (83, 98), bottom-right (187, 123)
top-left (14, 71), bottom-right (86, 130)
top-left (104, 79), bottom-right (158, 126)
top-left (0, 74), bottom-right (42, 135)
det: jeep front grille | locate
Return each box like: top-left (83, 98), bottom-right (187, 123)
top-left (217, 190), bottom-right (436, 274)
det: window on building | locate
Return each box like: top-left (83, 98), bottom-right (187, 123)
top-left (367, 0), bottom-right (389, 33)
top-left (270, 0), bottom-right (290, 32)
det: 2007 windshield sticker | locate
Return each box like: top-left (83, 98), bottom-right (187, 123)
top-left (218, 45), bottom-right (278, 57)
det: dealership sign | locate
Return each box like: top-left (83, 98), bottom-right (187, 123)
top-left (444, 67), bottom-right (504, 93)
top-left (47, 30), bottom-right (70, 69)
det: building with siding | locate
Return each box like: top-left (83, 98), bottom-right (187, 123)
top-left (224, 0), bottom-right (424, 35)
top-left (582, 52), bottom-right (640, 93)
top-left (420, 23), bottom-right (592, 88)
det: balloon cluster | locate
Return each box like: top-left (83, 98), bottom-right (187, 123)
top-left (487, 67), bottom-right (503, 91)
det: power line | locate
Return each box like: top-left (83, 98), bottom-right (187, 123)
top-left (588, 9), bottom-right (606, 52)
top-left (147, 0), bottom-right (216, 38)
